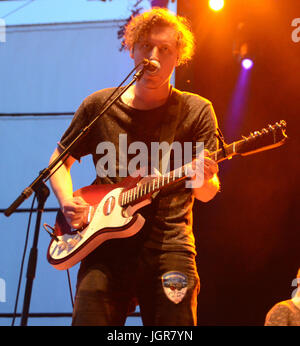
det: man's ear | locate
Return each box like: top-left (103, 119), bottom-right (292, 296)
top-left (130, 47), bottom-right (134, 59)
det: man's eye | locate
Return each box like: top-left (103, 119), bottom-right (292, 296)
top-left (161, 46), bottom-right (170, 53)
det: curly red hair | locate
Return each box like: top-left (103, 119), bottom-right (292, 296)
top-left (123, 8), bottom-right (195, 66)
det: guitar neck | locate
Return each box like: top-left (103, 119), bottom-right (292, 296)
top-left (120, 118), bottom-right (287, 207)
top-left (208, 140), bottom-right (242, 163)
top-left (120, 142), bottom-right (239, 207)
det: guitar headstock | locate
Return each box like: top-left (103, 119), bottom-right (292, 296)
top-left (238, 120), bottom-right (287, 156)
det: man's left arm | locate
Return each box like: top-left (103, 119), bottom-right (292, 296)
top-left (191, 149), bottom-right (220, 202)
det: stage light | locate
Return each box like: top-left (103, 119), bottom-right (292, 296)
top-left (241, 58), bottom-right (254, 70)
top-left (208, 0), bottom-right (225, 12)
top-left (150, 0), bottom-right (169, 7)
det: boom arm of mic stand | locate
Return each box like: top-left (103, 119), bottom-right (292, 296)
top-left (4, 66), bottom-right (146, 217)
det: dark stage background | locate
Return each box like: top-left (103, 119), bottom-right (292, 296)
top-left (176, 0), bottom-right (299, 325)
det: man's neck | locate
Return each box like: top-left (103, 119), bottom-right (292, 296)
top-left (123, 83), bottom-right (171, 110)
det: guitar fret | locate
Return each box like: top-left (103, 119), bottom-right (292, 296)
top-left (140, 185), bottom-right (144, 197)
top-left (127, 190), bottom-right (130, 203)
top-left (128, 190), bottom-right (131, 203)
top-left (137, 185), bottom-right (141, 198)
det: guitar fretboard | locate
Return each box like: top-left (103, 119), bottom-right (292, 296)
top-left (120, 141), bottom-right (240, 206)
top-left (119, 119), bottom-right (287, 207)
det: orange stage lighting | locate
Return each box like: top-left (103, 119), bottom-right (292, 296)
top-left (208, 0), bottom-right (225, 12)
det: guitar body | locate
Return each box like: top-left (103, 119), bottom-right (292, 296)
top-left (47, 175), bottom-right (150, 270)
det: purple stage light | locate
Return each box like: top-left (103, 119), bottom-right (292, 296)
top-left (241, 58), bottom-right (253, 70)
top-left (150, 0), bottom-right (169, 7)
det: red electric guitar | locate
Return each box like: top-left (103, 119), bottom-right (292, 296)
top-left (46, 121), bottom-right (287, 270)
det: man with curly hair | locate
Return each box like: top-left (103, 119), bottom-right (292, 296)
top-left (49, 7), bottom-right (220, 326)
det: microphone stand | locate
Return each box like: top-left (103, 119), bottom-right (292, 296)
top-left (4, 61), bottom-right (148, 326)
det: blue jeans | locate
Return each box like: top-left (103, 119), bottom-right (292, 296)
top-left (72, 245), bottom-right (200, 326)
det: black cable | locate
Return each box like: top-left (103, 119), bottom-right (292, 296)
top-left (11, 195), bottom-right (36, 326)
top-left (66, 269), bottom-right (74, 309)
top-left (2, 0), bottom-right (35, 19)
top-left (0, 112), bottom-right (74, 117)
top-left (44, 153), bottom-right (70, 183)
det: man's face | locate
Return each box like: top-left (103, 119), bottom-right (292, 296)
top-left (131, 25), bottom-right (179, 90)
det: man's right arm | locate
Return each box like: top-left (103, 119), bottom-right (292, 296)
top-left (49, 147), bottom-right (89, 228)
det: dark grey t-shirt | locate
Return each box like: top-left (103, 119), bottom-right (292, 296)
top-left (59, 86), bottom-right (219, 255)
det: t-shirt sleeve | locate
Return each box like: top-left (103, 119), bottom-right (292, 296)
top-left (58, 98), bottom-right (93, 161)
top-left (264, 303), bottom-right (290, 326)
top-left (193, 102), bottom-right (219, 153)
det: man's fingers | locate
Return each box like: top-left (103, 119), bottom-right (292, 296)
top-left (73, 196), bottom-right (89, 206)
top-left (152, 167), bottom-right (162, 177)
top-left (61, 196), bottom-right (90, 228)
top-left (204, 158), bottom-right (219, 174)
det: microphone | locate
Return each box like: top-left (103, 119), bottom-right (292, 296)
top-left (142, 59), bottom-right (160, 73)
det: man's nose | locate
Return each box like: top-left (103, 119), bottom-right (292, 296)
top-left (149, 46), bottom-right (159, 60)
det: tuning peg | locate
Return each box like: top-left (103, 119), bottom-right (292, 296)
top-left (268, 124), bottom-right (274, 130)
top-left (275, 122), bottom-right (284, 128)
top-left (280, 120), bottom-right (286, 127)
top-left (261, 128), bottom-right (268, 133)
top-left (254, 131), bottom-right (261, 136)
